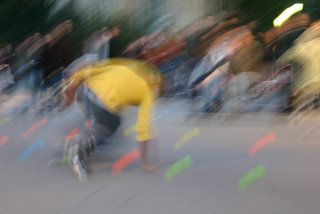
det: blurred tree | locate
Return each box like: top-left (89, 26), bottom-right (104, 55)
top-left (0, 0), bottom-right (153, 53)
top-left (0, 0), bottom-right (54, 46)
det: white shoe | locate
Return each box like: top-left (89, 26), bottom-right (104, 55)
top-left (72, 154), bottom-right (88, 182)
top-left (68, 144), bottom-right (88, 182)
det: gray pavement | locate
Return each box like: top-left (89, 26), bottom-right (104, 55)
top-left (0, 98), bottom-right (320, 214)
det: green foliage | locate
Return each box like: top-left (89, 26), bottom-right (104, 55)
top-left (0, 0), bottom-right (52, 46)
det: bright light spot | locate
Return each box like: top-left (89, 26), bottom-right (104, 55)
top-left (273, 3), bottom-right (304, 27)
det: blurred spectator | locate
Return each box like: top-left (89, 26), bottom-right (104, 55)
top-left (123, 29), bottom-right (169, 58)
top-left (229, 40), bottom-right (264, 74)
top-left (0, 44), bottom-right (14, 65)
top-left (62, 26), bottom-right (120, 78)
top-left (278, 21), bottom-right (320, 110)
top-left (11, 20), bottom-right (73, 95)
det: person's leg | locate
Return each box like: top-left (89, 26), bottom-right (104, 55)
top-left (84, 92), bottom-right (120, 145)
top-left (66, 87), bottom-right (95, 180)
top-left (68, 87), bottom-right (120, 180)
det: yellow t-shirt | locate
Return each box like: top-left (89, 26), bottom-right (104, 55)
top-left (71, 59), bottom-right (160, 142)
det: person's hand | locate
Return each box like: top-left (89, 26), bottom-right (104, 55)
top-left (141, 163), bottom-right (157, 173)
top-left (139, 140), bottom-right (157, 173)
top-left (63, 20), bottom-right (74, 33)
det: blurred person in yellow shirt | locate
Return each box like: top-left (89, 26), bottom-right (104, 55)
top-left (64, 58), bottom-right (161, 180)
top-left (278, 20), bottom-right (320, 110)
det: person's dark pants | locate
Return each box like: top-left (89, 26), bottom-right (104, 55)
top-left (78, 87), bottom-right (121, 148)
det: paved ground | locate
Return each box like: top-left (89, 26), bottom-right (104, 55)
top-left (1, 98), bottom-right (320, 214)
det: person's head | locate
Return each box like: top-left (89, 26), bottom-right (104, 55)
top-left (247, 21), bottom-right (258, 31)
top-left (64, 20), bottom-right (74, 33)
top-left (111, 26), bottom-right (120, 37)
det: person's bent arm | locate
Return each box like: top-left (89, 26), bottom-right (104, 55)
top-left (70, 65), bottom-right (112, 85)
top-left (47, 20), bottom-right (73, 46)
top-left (277, 45), bottom-right (301, 66)
top-left (64, 65), bottom-right (112, 106)
top-left (15, 33), bottom-right (41, 55)
top-left (136, 89), bottom-right (155, 171)
top-left (26, 38), bottom-right (47, 59)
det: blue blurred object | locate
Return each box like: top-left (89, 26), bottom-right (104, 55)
top-left (18, 139), bottom-right (45, 161)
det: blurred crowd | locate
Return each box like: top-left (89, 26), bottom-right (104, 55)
top-left (2, 9), bottom-right (320, 181)
top-left (1, 11), bottom-right (320, 115)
